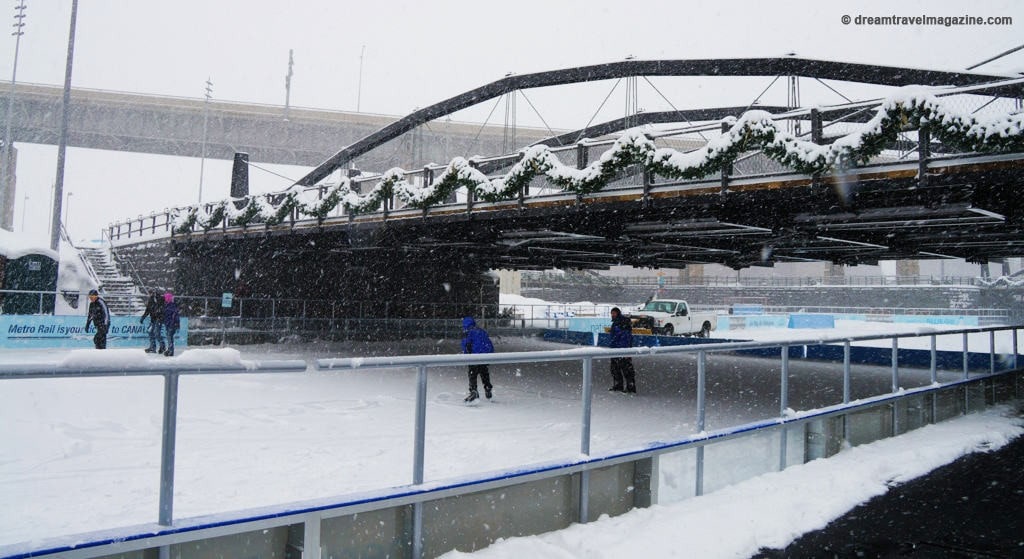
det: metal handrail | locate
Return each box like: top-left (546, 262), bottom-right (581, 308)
top-left (0, 358), bottom-right (307, 530)
top-left (106, 144), bottom-right (1024, 243)
top-left (0, 324), bottom-right (1019, 558)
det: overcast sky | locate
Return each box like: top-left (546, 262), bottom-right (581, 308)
top-left (3, 0), bottom-right (1023, 242)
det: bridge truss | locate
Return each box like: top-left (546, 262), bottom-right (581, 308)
top-left (111, 57), bottom-right (1024, 271)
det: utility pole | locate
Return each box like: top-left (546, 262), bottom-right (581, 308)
top-left (357, 45), bottom-right (365, 112)
top-left (50, 0), bottom-right (77, 251)
top-left (284, 49), bottom-right (293, 120)
top-left (198, 78), bottom-right (212, 205)
top-left (1, 0), bottom-right (27, 232)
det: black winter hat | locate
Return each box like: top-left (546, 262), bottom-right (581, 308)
top-left (88, 289), bottom-right (99, 296)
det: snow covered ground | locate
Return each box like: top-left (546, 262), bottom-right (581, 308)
top-left (0, 318), bottom-right (1021, 558)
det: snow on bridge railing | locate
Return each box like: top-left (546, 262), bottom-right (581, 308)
top-left (107, 79), bottom-right (1024, 243)
top-left (1, 326), bottom-right (1021, 559)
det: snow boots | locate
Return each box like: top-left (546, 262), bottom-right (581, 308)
top-left (464, 390), bottom-right (479, 403)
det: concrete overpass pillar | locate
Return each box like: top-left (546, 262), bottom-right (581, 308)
top-left (679, 264), bottom-right (704, 285)
top-left (896, 260), bottom-right (920, 283)
top-left (497, 269), bottom-right (521, 295)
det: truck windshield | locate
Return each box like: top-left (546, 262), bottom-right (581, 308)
top-left (641, 301), bottom-right (676, 313)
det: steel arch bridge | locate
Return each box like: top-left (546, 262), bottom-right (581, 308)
top-left (110, 57), bottom-right (1024, 303)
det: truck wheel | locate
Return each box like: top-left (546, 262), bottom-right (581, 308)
top-left (699, 322), bottom-right (711, 338)
top-left (663, 324), bottom-right (674, 336)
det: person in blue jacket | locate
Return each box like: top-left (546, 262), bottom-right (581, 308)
top-left (608, 307), bottom-right (636, 393)
top-left (162, 292), bottom-right (181, 356)
top-left (461, 316), bottom-right (495, 402)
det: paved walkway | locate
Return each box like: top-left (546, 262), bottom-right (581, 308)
top-left (753, 430), bottom-right (1024, 558)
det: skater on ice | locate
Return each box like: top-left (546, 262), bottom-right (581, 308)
top-left (162, 292), bottom-right (181, 356)
top-left (84, 289), bottom-right (111, 350)
top-left (460, 316), bottom-right (494, 402)
top-left (608, 307), bottom-right (636, 393)
top-left (140, 290), bottom-right (165, 354)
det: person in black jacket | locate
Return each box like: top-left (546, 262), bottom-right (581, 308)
top-left (140, 291), bottom-right (165, 354)
top-left (84, 289), bottom-right (111, 349)
top-left (608, 307), bottom-right (636, 393)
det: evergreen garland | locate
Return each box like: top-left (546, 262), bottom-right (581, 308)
top-left (172, 91), bottom-right (1024, 234)
top-left (265, 192), bottom-right (303, 226)
top-left (229, 196), bottom-right (267, 227)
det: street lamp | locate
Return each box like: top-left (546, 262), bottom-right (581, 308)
top-left (2, 0), bottom-right (27, 232)
top-left (19, 193), bottom-right (27, 232)
top-left (50, 0), bottom-right (79, 251)
top-left (198, 78), bottom-right (212, 205)
top-left (64, 191), bottom-right (73, 233)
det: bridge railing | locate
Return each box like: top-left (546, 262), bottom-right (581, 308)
top-left (105, 145), bottom-right (1015, 244)
top-left (521, 273), bottom-right (987, 288)
top-left (106, 79), bottom-right (1024, 243)
top-left (1, 325), bottom-right (1020, 559)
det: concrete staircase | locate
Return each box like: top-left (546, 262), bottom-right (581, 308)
top-left (80, 246), bottom-right (145, 316)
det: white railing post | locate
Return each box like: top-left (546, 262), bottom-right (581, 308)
top-left (412, 364), bottom-right (428, 559)
top-left (159, 371), bottom-right (179, 526)
top-left (303, 513), bottom-right (321, 559)
top-left (579, 356), bottom-right (593, 524)
top-left (891, 337), bottom-right (899, 393)
top-left (989, 330), bottom-right (996, 375)
top-left (843, 341), bottom-right (852, 404)
top-left (779, 345), bottom-right (789, 471)
top-left (929, 335), bottom-right (937, 384)
top-left (695, 350), bottom-right (707, 497)
top-left (963, 332), bottom-right (970, 379)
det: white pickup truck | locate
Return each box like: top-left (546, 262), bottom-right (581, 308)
top-left (631, 299), bottom-right (717, 337)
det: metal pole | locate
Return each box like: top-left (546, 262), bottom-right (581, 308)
top-left (779, 345), bottom-right (789, 471)
top-left (1014, 328), bottom-right (1019, 370)
top-left (695, 351), bottom-right (706, 497)
top-left (989, 330), bottom-right (996, 375)
top-left (198, 78), bottom-right (212, 204)
top-left (159, 371), bottom-right (179, 526)
top-left (963, 332), bottom-right (969, 379)
top-left (412, 364), bottom-right (427, 559)
top-left (50, 0), bottom-right (78, 251)
top-left (1, 1), bottom-right (26, 229)
top-left (578, 357), bottom-right (593, 523)
top-left (284, 49), bottom-right (293, 120)
top-left (891, 338), bottom-right (899, 393)
top-left (929, 335), bottom-right (937, 384)
top-left (966, 43), bottom-right (1024, 70)
top-left (842, 341), bottom-right (851, 404)
top-left (580, 357), bottom-right (593, 455)
top-left (356, 45), bottom-right (365, 112)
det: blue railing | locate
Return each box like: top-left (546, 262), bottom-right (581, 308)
top-left (0, 325), bottom-right (1020, 559)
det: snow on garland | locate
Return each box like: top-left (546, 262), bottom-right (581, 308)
top-left (172, 90), bottom-right (1024, 233)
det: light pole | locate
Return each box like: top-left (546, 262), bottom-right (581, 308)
top-left (19, 193), bottom-right (27, 232)
top-left (284, 49), bottom-right (293, 121)
top-left (198, 78), bottom-right (212, 205)
top-left (50, 0), bottom-right (78, 251)
top-left (2, 0), bottom-right (27, 232)
top-left (64, 191), bottom-right (72, 234)
top-left (357, 45), bottom-right (365, 112)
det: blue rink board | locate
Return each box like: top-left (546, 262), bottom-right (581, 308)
top-left (1, 315), bottom-right (189, 349)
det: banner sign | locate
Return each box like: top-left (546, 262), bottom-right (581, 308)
top-left (1, 315), bottom-right (189, 350)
